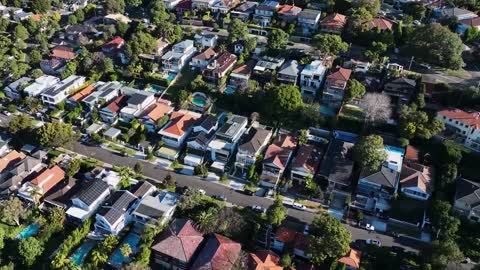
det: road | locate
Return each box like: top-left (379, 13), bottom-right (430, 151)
top-left (69, 141), bottom-right (423, 252)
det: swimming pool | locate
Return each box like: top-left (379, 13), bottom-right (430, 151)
top-left (70, 241), bottom-right (96, 266)
top-left (384, 145), bottom-right (405, 155)
top-left (224, 86), bottom-right (236, 95)
top-left (16, 223), bottom-right (40, 239)
top-left (319, 105), bottom-right (336, 116)
top-left (108, 233), bottom-right (141, 267)
top-left (192, 97), bottom-right (207, 107)
top-left (167, 73), bottom-right (177, 82)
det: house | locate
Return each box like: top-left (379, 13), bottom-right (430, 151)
top-left (290, 144), bottom-right (324, 184)
top-left (248, 250), bottom-right (283, 270)
top-left (365, 17), bottom-right (394, 31)
top-left (260, 133), bottom-right (296, 188)
top-left (0, 150), bottom-right (26, 187)
top-left (253, 56), bottom-right (285, 83)
top-left (151, 218), bottom-right (204, 270)
top-left (100, 95), bottom-right (128, 124)
top-left (185, 115), bottom-right (219, 167)
top-left (338, 249), bottom-right (362, 270)
top-left (140, 102), bottom-right (174, 132)
top-left (104, 127), bottom-right (122, 141)
top-left (457, 17), bottom-right (480, 34)
top-left (94, 190), bottom-right (138, 235)
top-left (4, 77), bottom-right (32, 100)
top-left (228, 60), bottom-right (256, 90)
top-left (453, 178), bottom-right (480, 222)
top-left (253, 1), bottom-right (280, 27)
top-left (319, 139), bottom-right (355, 194)
top-left (231, 1), bottom-right (258, 20)
top-left (17, 165), bottom-right (65, 203)
top-left (271, 227), bottom-right (310, 259)
top-left (277, 60), bottom-right (300, 85)
top-left (383, 77), bottom-right (417, 106)
top-left (322, 67), bottom-right (352, 109)
top-left (130, 180), bottom-right (156, 199)
top-left (404, 145), bottom-right (420, 164)
top-left (191, 234), bottom-right (242, 270)
top-left (192, 0), bottom-right (216, 10)
top-left (320, 13), bottom-right (347, 34)
top-left (436, 109), bottom-right (480, 152)
top-left (162, 40), bottom-right (197, 72)
top-left (82, 81), bottom-right (123, 109)
top-left (399, 163), bottom-right (434, 200)
top-left (52, 45), bottom-right (79, 61)
top-left (102, 37), bottom-right (125, 54)
top-left (210, 0), bottom-right (241, 13)
top-left (132, 191), bottom-right (179, 226)
top-left (41, 75), bottom-right (86, 107)
top-left (23, 75), bottom-right (60, 97)
top-left (191, 48), bottom-right (218, 70)
top-left (194, 32), bottom-right (218, 49)
top-left (203, 52), bottom-right (238, 83)
top-left (86, 123), bottom-right (105, 135)
top-left (208, 115), bottom-right (248, 171)
top-left (139, 38), bottom-right (170, 61)
top-left (66, 179), bottom-right (110, 223)
top-left (300, 60), bottom-right (327, 99)
top-left (235, 125), bottom-right (273, 174)
top-left (278, 5), bottom-right (302, 22)
top-left (40, 58), bottom-right (67, 75)
top-left (119, 87), bottom-right (156, 122)
top-left (67, 84), bottom-right (97, 106)
top-left (0, 154), bottom-right (44, 194)
top-left (159, 110), bottom-right (202, 149)
top-left (437, 7), bottom-right (478, 20)
top-left (298, 9), bottom-right (322, 32)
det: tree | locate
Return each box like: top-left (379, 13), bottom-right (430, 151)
top-left (67, 14), bottom-right (77, 25)
top-left (18, 237), bottom-right (44, 267)
top-left (75, 9), bottom-right (85, 22)
top-left (0, 197), bottom-right (27, 226)
top-left (351, 0), bottom-right (380, 16)
top-left (438, 163), bottom-right (457, 189)
top-left (353, 135), bottom-right (387, 171)
top-left (164, 173), bottom-right (176, 188)
top-left (266, 196), bottom-right (287, 226)
top-left (156, 115), bottom-right (169, 128)
top-left (313, 34), bottom-right (349, 55)
top-left (120, 243), bottom-right (133, 258)
top-left (430, 200), bottom-right (460, 240)
top-left (14, 24), bottom-right (29, 41)
top-left (425, 239), bottom-right (463, 269)
top-left (363, 93), bottom-right (392, 126)
top-left (309, 213), bottom-right (352, 264)
top-left (29, 49), bottom-right (42, 65)
top-left (399, 105), bottom-right (445, 139)
top-left (345, 79), bottom-right (366, 102)
top-left (244, 37), bottom-right (257, 53)
top-left (151, 0), bottom-right (170, 25)
top-left (363, 41), bottom-right (388, 63)
top-left (463, 26), bottom-right (479, 44)
top-left (127, 32), bottom-right (157, 57)
top-left (407, 23), bottom-right (464, 69)
top-left (8, 113), bottom-right (32, 134)
top-left (118, 166), bottom-right (133, 189)
top-left (266, 84), bottom-right (303, 124)
top-left (403, 2), bottom-right (426, 20)
top-left (280, 254), bottom-right (292, 267)
top-left (37, 122), bottom-right (76, 147)
top-left (32, 0), bottom-right (51, 13)
top-left (61, 61), bottom-right (78, 79)
top-left (126, 0), bottom-right (143, 7)
top-left (105, 0), bottom-right (125, 14)
top-left (134, 162), bottom-right (143, 174)
top-left (298, 129), bottom-right (308, 146)
top-left (66, 159), bottom-right (81, 177)
top-left (194, 164), bottom-right (208, 178)
top-left (268, 29), bottom-right (289, 49)
top-left (228, 18), bottom-right (248, 44)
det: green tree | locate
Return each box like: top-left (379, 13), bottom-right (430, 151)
top-left (403, 2), bottom-right (426, 20)
top-left (266, 196), bottom-right (287, 226)
top-left (425, 239), bottom-right (463, 269)
top-left (156, 115), bottom-right (169, 128)
top-left (309, 213), bottom-right (352, 264)
top-left (127, 32), bottom-right (157, 57)
top-left (164, 173), bottom-right (176, 188)
top-left (407, 23), bottom-right (464, 69)
top-left (345, 79), bottom-right (366, 102)
top-left (280, 253), bottom-right (292, 267)
top-left (266, 84), bottom-right (303, 124)
top-left (32, 0), bottom-right (51, 13)
top-left (29, 49), bottom-right (42, 65)
top-left (126, 0), bottom-right (143, 7)
top-left (66, 159), bottom-right (81, 177)
top-left (67, 14), bottom-right (78, 25)
top-left (313, 34), bottom-right (349, 55)
top-left (430, 200), bottom-right (460, 240)
top-left (120, 243), bottom-right (133, 258)
top-left (75, 9), bottom-right (85, 22)
top-left (31, 68), bottom-right (44, 78)
top-left (464, 26), bottom-right (479, 44)
top-left (244, 37), bottom-right (257, 53)
top-left (351, 0), bottom-right (380, 16)
top-left (105, 0), bottom-right (125, 14)
top-left (363, 41), bottom-right (388, 62)
top-left (399, 105), bottom-right (445, 139)
top-left (61, 61), bottom-right (78, 79)
top-left (0, 197), bottom-right (27, 226)
top-left (268, 29), bottom-right (289, 49)
top-left (352, 135), bottom-right (387, 171)
top-left (37, 122), bottom-right (76, 147)
top-left (14, 24), bottom-right (29, 41)
top-left (134, 161), bottom-right (143, 174)
top-left (18, 237), bottom-right (44, 267)
top-left (438, 163), bottom-right (457, 189)
top-left (8, 113), bottom-right (32, 134)
top-left (228, 18), bottom-right (248, 44)
top-left (118, 166), bottom-right (133, 189)
top-left (194, 164), bottom-right (208, 177)
top-left (151, 0), bottom-right (170, 25)
top-left (298, 129), bottom-right (308, 146)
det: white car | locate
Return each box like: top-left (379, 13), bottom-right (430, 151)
top-left (366, 224), bottom-right (375, 231)
top-left (197, 189), bottom-right (206, 195)
top-left (3, 111), bottom-right (11, 116)
top-left (366, 239), bottom-right (381, 246)
top-left (292, 203), bottom-right (306, 211)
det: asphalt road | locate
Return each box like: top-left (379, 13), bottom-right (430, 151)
top-left (69, 141), bottom-right (423, 252)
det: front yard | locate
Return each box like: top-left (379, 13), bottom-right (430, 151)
top-left (388, 196), bottom-right (427, 225)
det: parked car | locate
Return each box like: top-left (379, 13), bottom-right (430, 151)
top-left (292, 202), bottom-right (306, 211)
top-left (366, 239), bottom-right (381, 246)
top-left (212, 195), bottom-right (226, 201)
top-left (243, 189), bottom-right (255, 196)
top-left (197, 189), bottom-right (206, 195)
top-left (250, 205), bottom-right (266, 213)
top-left (3, 111), bottom-right (11, 116)
top-left (359, 221), bottom-right (375, 231)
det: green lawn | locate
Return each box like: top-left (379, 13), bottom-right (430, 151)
top-left (341, 105), bottom-right (365, 120)
top-left (165, 68), bottom-right (197, 96)
top-left (107, 143), bottom-right (136, 156)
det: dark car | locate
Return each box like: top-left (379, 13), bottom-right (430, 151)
top-left (243, 189), bottom-right (254, 196)
top-left (212, 195), bottom-right (227, 201)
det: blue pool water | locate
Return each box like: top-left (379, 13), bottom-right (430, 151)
top-left (16, 223), bottom-right (40, 239)
top-left (319, 105), bottom-right (336, 116)
top-left (147, 85), bottom-right (162, 93)
top-left (385, 145), bottom-right (405, 155)
top-left (224, 86), bottom-right (236, 94)
top-left (192, 97), bottom-right (207, 107)
top-left (70, 241), bottom-right (96, 266)
top-left (167, 73), bottom-right (177, 82)
top-left (108, 233), bottom-right (141, 267)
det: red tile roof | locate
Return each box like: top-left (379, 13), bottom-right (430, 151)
top-left (52, 45), bottom-right (77, 60)
top-left (338, 249), bottom-right (362, 268)
top-left (105, 95), bottom-right (128, 113)
top-left (191, 234), bottom-right (242, 270)
top-left (31, 165), bottom-right (65, 194)
top-left (151, 219), bottom-right (204, 263)
top-left (30, 14), bottom-right (42, 21)
top-left (249, 250), bottom-right (283, 270)
top-left (264, 134), bottom-right (296, 170)
top-left (321, 13), bottom-right (347, 27)
top-left (194, 48), bottom-right (217, 61)
top-left (143, 102), bottom-right (174, 122)
top-left (70, 85), bottom-right (96, 102)
top-left (105, 37), bottom-right (125, 46)
top-left (278, 5), bottom-right (302, 16)
top-left (367, 17), bottom-right (394, 31)
top-left (0, 151), bottom-right (25, 173)
top-left (459, 17), bottom-right (480, 27)
top-left (231, 60), bottom-right (256, 76)
top-left (328, 67), bottom-right (352, 81)
top-left (438, 109), bottom-right (480, 128)
top-left (405, 145), bottom-right (419, 163)
top-left (291, 144), bottom-right (324, 174)
top-left (400, 163), bottom-right (434, 194)
top-left (161, 111), bottom-right (200, 137)
top-left (275, 227), bottom-right (297, 243)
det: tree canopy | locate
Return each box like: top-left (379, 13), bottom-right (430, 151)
top-left (266, 84), bottom-right (303, 123)
top-left (228, 18), bottom-right (248, 44)
top-left (105, 0), bottom-right (125, 14)
top-left (399, 105), bottom-right (445, 140)
top-left (37, 122), bottom-right (77, 147)
top-left (266, 196), bottom-right (287, 226)
top-left (18, 237), bottom-right (44, 267)
top-left (353, 135), bottom-right (387, 171)
top-left (268, 29), bottom-right (289, 49)
top-left (345, 79), bottom-right (366, 102)
top-left (313, 34), bottom-right (349, 55)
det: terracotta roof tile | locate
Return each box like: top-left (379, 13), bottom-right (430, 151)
top-left (161, 111), bottom-right (200, 137)
top-left (400, 163), bottom-right (434, 194)
top-left (52, 45), bottom-right (77, 60)
top-left (194, 48), bottom-right (217, 61)
top-left (459, 17), bottom-right (480, 26)
top-left (367, 17), bottom-right (394, 31)
top-left (338, 249), bottom-right (362, 268)
top-left (264, 134), bottom-right (296, 170)
top-left (143, 102), bottom-right (174, 122)
top-left (105, 95), bottom-right (128, 113)
top-left (405, 145), bottom-right (419, 162)
top-left (31, 165), bottom-right (65, 193)
top-left (249, 250), bottom-right (283, 270)
top-left (0, 151), bottom-right (25, 173)
top-left (275, 227), bottom-right (297, 243)
top-left (438, 109), bottom-right (480, 128)
top-left (321, 13), bottom-right (347, 27)
top-left (328, 67), bottom-right (352, 81)
top-left (70, 85), bottom-right (96, 102)
top-left (291, 144), bottom-right (324, 174)
top-left (191, 234), bottom-right (242, 270)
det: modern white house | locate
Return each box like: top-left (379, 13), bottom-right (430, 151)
top-left (94, 190), bottom-right (138, 235)
top-left (82, 81), bottom-right (122, 109)
top-left (190, 48), bottom-right (217, 70)
top-left (4, 77), bottom-right (32, 100)
top-left (300, 60), bottom-right (327, 98)
top-left (119, 86), bottom-right (156, 122)
top-left (23, 75), bottom-right (60, 97)
top-left (40, 75), bottom-right (86, 107)
top-left (297, 9), bottom-right (322, 32)
top-left (185, 115), bottom-right (219, 167)
top-left (194, 32), bottom-right (218, 49)
top-left (66, 179), bottom-right (110, 223)
top-left (161, 40), bottom-right (196, 73)
top-left (132, 191), bottom-right (179, 226)
top-left (436, 109), bottom-right (480, 152)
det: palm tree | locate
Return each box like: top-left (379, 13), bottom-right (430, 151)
top-left (196, 209), bottom-right (216, 233)
top-left (218, 43), bottom-right (227, 53)
top-left (29, 186), bottom-right (43, 204)
top-left (28, 98), bottom-right (43, 114)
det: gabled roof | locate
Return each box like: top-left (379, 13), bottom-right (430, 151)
top-left (328, 67), bottom-right (352, 81)
top-left (104, 95), bottom-right (128, 113)
top-left (143, 102), bottom-right (174, 122)
top-left (291, 144), bottom-right (324, 175)
top-left (104, 37), bottom-right (124, 47)
top-left (338, 249), bottom-right (362, 268)
top-left (99, 190), bottom-right (137, 225)
top-left (318, 139), bottom-right (354, 185)
top-left (151, 218), bottom-right (204, 263)
top-left (160, 111), bottom-right (201, 138)
top-left (278, 60), bottom-right (300, 76)
top-left (194, 48), bottom-right (217, 61)
top-left (74, 179), bottom-right (109, 206)
top-left (438, 109), bottom-right (480, 129)
top-left (239, 127), bottom-right (272, 154)
top-left (360, 165), bottom-right (398, 188)
top-left (274, 227), bottom-right (296, 243)
top-left (129, 180), bottom-right (154, 198)
top-left (31, 165), bottom-right (65, 193)
top-left (459, 17), bottom-right (480, 26)
top-left (387, 77), bottom-right (416, 87)
top-left (231, 60), bottom-right (256, 76)
top-left (249, 250), bottom-right (283, 270)
top-left (400, 163), bottom-right (434, 194)
top-left (321, 13), bottom-right (346, 26)
top-left (298, 9), bottom-right (321, 20)
top-left (70, 85), bottom-right (96, 102)
top-left (454, 178), bottom-right (480, 208)
top-left (366, 17), bottom-right (394, 31)
top-left (191, 234), bottom-right (242, 270)
top-left (405, 145), bottom-right (419, 163)
top-left (278, 5), bottom-right (302, 16)
top-left (0, 150), bottom-right (26, 173)
top-left (264, 134), bottom-right (296, 170)
top-left (52, 45), bottom-right (77, 60)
